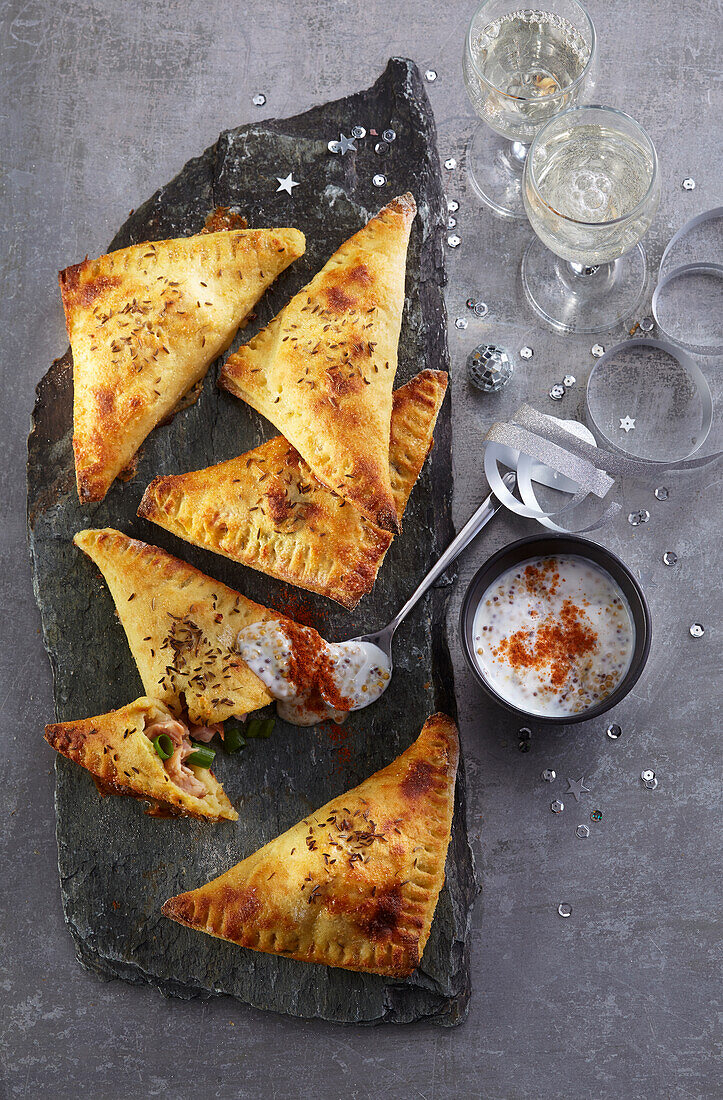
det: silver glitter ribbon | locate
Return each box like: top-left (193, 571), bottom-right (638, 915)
top-left (483, 404), bottom-right (722, 533)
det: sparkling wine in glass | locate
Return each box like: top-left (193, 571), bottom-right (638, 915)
top-left (463, 1), bottom-right (596, 220)
top-left (521, 105), bottom-right (661, 333)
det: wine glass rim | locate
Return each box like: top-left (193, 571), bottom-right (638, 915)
top-left (465, 0), bottom-right (596, 102)
top-left (525, 104), bottom-right (660, 228)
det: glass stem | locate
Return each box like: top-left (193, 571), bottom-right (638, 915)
top-left (567, 260), bottom-right (602, 278)
top-left (508, 140), bottom-right (529, 169)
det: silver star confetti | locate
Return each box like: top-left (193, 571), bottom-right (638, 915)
top-left (337, 133), bottom-right (357, 155)
top-left (662, 551), bottom-right (678, 566)
top-left (566, 777), bottom-right (591, 802)
top-left (619, 416), bottom-right (636, 432)
top-left (637, 570), bottom-right (658, 590)
top-left (275, 173), bottom-right (300, 195)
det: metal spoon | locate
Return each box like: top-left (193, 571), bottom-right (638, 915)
top-left (343, 470), bottom-right (517, 708)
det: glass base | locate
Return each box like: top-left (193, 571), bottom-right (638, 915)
top-left (466, 124), bottom-right (528, 221)
top-left (521, 237), bottom-right (648, 334)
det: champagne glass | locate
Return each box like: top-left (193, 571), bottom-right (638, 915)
top-left (463, 0), bottom-right (596, 220)
top-left (521, 105), bottom-right (661, 333)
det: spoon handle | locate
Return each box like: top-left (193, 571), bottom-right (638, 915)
top-left (387, 471), bottom-right (516, 637)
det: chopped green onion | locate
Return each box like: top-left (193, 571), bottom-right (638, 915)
top-left (258, 718), bottom-right (275, 740)
top-left (152, 733), bottom-right (174, 760)
top-left (223, 722), bottom-right (246, 754)
top-left (186, 742), bottom-right (216, 769)
top-left (245, 718), bottom-right (263, 739)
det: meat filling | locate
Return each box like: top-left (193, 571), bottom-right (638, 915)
top-left (144, 714), bottom-right (208, 799)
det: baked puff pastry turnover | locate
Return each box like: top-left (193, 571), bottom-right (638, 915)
top-left (219, 194), bottom-right (417, 534)
top-left (162, 713), bottom-right (458, 976)
top-left (60, 227), bottom-right (305, 503)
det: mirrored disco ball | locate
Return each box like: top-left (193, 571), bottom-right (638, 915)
top-left (467, 344), bottom-right (513, 393)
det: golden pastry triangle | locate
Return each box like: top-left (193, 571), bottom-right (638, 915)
top-left (162, 713), bottom-right (458, 976)
top-left (60, 227), bottom-right (306, 503)
top-left (219, 194), bottom-right (417, 533)
top-left (138, 369), bottom-right (447, 608)
top-left (74, 528), bottom-right (278, 724)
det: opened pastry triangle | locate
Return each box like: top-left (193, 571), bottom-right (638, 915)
top-left (45, 696), bottom-right (238, 821)
top-left (219, 194), bottom-right (417, 533)
top-left (162, 712), bottom-right (458, 975)
top-left (74, 528), bottom-right (277, 724)
top-left (60, 227), bottom-right (306, 503)
top-left (138, 369), bottom-right (447, 609)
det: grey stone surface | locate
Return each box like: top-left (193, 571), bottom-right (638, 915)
top-left (27, 58), bottom-right (475, 1027)
top-left (2, 0), bottom-right (721, 1097)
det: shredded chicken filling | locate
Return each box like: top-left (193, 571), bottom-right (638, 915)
top-left (144, 714), bottom-right (224, 798)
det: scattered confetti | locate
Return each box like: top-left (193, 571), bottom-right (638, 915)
top-left (382, 128), bottom-right (396, 142)
top-left (563, 374), bottom-right (576, 387)
top-left (549, 383), bottom-right (565, 401)
top-left (551, 799), bottom-right (564, 814)
top-left (337, 133), bottom-right (357, 155)
top-left (327, 139), bottom-right (341, 153)
top-left (454, 317), bottom-right (468, 330)
top-left (606, 723), bottom-right (622, 740)
top-left (637, 570), bottom-right (658, 589)
top-left (252, 93), bottom-right (266, 107)
top-left (372, 174), bottom-right (386, 187)
top-left (628, 509), bottom-right (650, 526)
top-left (447, 215), bottom-right (457, 229)
top-left (619, 416), bottom-right (636, 432)
top-left (520, 346), bottom-right (533, 360)
top-left (566, 777), bottom-right (591, 802)
top-left (576, 824), bottom-right (590, 839)
top-left (351, 125), bottom-right (366, 139)
top-left (654, 486), bottom-right (669, 500)
top-left (590, 809), bottom-right (603, 821)
top-left (591, 343), bottom-right (605, 357)
top-left (374, 141), bottom-right (390, 155)
top-left (447, 198), bottom-right (459, 212)
top-left (447, 234), bottom-right (461, 247)
top-left (682, 177), bottom-right (696, 191)
top-left (425, 69), bottom-right (438, 82)
top-left (689, 622), bottom-right (705, 637)
top-left (558, 902), bottom-right (572, 917)
top-left (662, 551), bottom-right (678, 566)
top-left (542, 769), bottom-right (556, 782)
top-left (275, 173), bottom-right (300, 194)
top-left (444, 158), bottom-right (457, 170)
top-left (640, 316), bottom-right (654, 332)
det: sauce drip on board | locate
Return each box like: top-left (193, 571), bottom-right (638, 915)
top-left (472, 555), bottom-right (634, 717)
top-left (236, 620), bottom-right (391, 726)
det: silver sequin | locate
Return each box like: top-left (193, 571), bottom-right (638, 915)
top-left (563, 375), bottom-right (576, 387)
top-left (662, 551), bottom-right (678, 566)
top-left (382, 129), bottom-right (396, 142)
top-left (520, 346), bottom-right (533, 360)
top-left (640, 316), bottom-right (654, 332)
top-left (351, 125), bottom-right (366, 139)
top-left (252, 93), bottom-right (266, 107)
top-left (558, 902), bottom-right (572, 917)
top-left (444, 158), bottom-right (457, 170)
top-left (549, 384), bottom-right (565, 401)
top-left (591, 343), bottom-right (605, 357)
top-left (576, 824), bottom-right (590, 838)
top-left (689, 622), bottom-right (705, 638)
top-left (447, 215), bottom-right (457, 229)
top-left (447, 198), bottom-right (459, 212)
top-left (542, 769), bottom-right (556, 782)
top-left (606, 723), bottom-right (622, 739)
top-left (628, 509), bottom-right (650, 526)
top-left (655, 486), bottom-right (669, 500)
top-left (454, 317), bottom-right (468, 330)
top-left (551, 799), bottom-right (564, 814)
top-left (327, 139), bottom-right (341, 153)
top-left (682, 177), bottom-right (696, 190)
top-left (372, 174), bottom-right (386, 187)
top-left (447, 234), bottom-right (461, 247)
top-left (425, 69), bottom-right (438, 82)
top-left (374, 141), bottom-right (390, 155)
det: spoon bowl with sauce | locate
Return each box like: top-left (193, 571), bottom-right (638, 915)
top-left (460, 534), bottom-right (651, 724)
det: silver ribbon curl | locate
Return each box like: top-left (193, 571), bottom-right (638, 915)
top-left (483, 403), bottom-right (721, 533)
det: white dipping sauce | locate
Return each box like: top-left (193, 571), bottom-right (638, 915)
top-left (472, 555), bottom-right (634, 717)
top-left (237, 620), bottom-right (391, 726)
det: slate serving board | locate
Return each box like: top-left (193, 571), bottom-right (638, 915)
top-left (27, 58), bottom-right (476, 1026)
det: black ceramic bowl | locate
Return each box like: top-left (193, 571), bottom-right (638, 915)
top-left (459, 534), bottom-right (651, 725)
